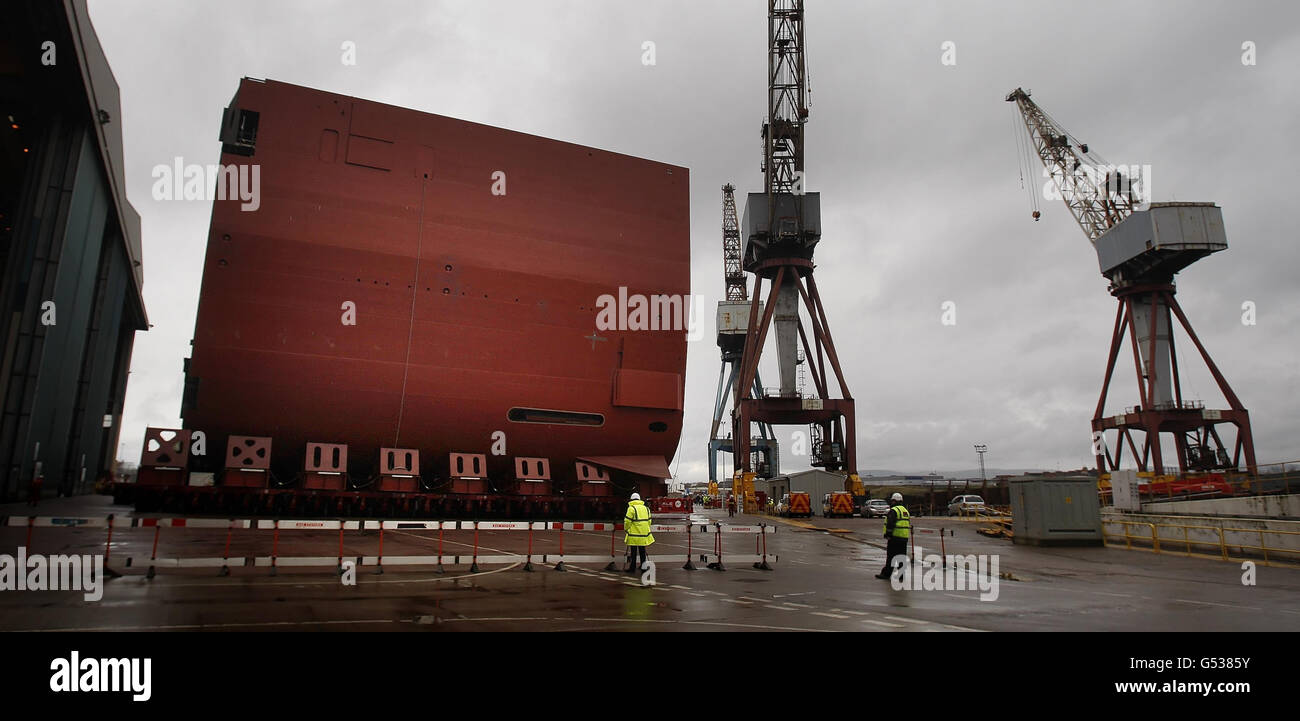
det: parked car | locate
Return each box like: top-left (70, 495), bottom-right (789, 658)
top-left (947, 494), bottom-right (986, 516)
top-left (863, 499), bottom-right (891, 518)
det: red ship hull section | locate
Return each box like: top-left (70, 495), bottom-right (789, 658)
top-left (183, 79), bottom-right (689, 488)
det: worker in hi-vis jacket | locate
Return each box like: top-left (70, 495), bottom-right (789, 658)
top-left (876, 492), bottom-right (911, 579)
top-left (624, 493), bottom-right (655, 573)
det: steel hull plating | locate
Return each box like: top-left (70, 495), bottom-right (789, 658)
top-left (182, 79), bottom-right (689, 491)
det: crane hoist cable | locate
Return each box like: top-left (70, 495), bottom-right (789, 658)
top-left (1026, 123), bottom-right (1042, 217)
top-left (1012, 107), bottom-right (1026, 191)
top-left (803, 22), bottom-right (812, 118)
top-left (1011, 104), bottom-right (1039, 218)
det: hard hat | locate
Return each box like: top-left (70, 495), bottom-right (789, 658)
top-left (890, 492), bottom-right (903, 502)
top-left (630, 493), bottom-right (641, 501)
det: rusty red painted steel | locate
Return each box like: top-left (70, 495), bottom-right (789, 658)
top-left (182, 79), bottom-right (690, 492)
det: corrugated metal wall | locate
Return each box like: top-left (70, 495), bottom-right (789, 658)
top-left (0, 115), bottom-right (139, 500)
top-left (0, 2), bottom-right (145, 500)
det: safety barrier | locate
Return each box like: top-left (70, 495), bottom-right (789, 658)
top-left (0, 515), bottom-right (777, 578)
top-left (1102, 518), bottom-right (1300, 568)
top-left (905, 526), bottom-right (964, 569)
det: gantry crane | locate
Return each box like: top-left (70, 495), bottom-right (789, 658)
top-left (710, 184), bottom-right (780, 489)
top-left (730, 0), bottom-right (864, 504)
top-left (1007, 88), bottom-right (1256, 477)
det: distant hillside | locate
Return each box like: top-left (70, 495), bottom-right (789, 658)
top-left (859, 468), bottom-right (1050, 480)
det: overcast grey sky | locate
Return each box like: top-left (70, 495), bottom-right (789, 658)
top-left (89, 0), bottom-right (1300, 480)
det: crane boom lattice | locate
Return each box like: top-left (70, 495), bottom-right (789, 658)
top-left (763, 0), bottom-right (809, 194)
top-left (1006, 88), bottom-right (1138, 242)
top-left (722, 184), bottom-right (746, 302)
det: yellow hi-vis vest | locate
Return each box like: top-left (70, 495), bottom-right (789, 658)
top-left (624, 500), bottom-right (655, 546)
top-left (886, 505), bottom-right (911, 539)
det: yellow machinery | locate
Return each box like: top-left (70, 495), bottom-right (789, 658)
top-left (846, 473), bottom-right (865, 496)
top-left (732, 471), bottom-right (758, 513)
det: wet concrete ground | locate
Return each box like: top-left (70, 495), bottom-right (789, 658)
top-left (2, 495), bottom-right (1298, 632)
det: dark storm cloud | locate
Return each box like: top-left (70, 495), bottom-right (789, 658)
top-left (88, 0), bottom-right (1300, 478)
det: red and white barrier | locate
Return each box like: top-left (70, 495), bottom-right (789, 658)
top-left (1, 516), bottom-right (109, 528)
top-left (258, 519), bottom-right (340, 530)
top-left (372, 520), bottom-right (457, 530)
top-left (471, 521), bottom-right (533, 531)
top-left (548, 522), bottom-right (620, 531)
top-left (709, 524), bottom-right (776, 534)
top-left (1, 515), bottom-right (778, 577)
top-left (136, 518), bottom-right (251, 529)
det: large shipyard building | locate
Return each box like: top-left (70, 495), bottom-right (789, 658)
top-left (0, 1), bottom-right (147, 501)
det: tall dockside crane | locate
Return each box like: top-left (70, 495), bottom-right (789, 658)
top-left (710, 184), bottom-right (779, 488)
top-left (1007, 88), bottom-right (1256, 477)
top-left (731, 0), bottom-right (863, 504)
